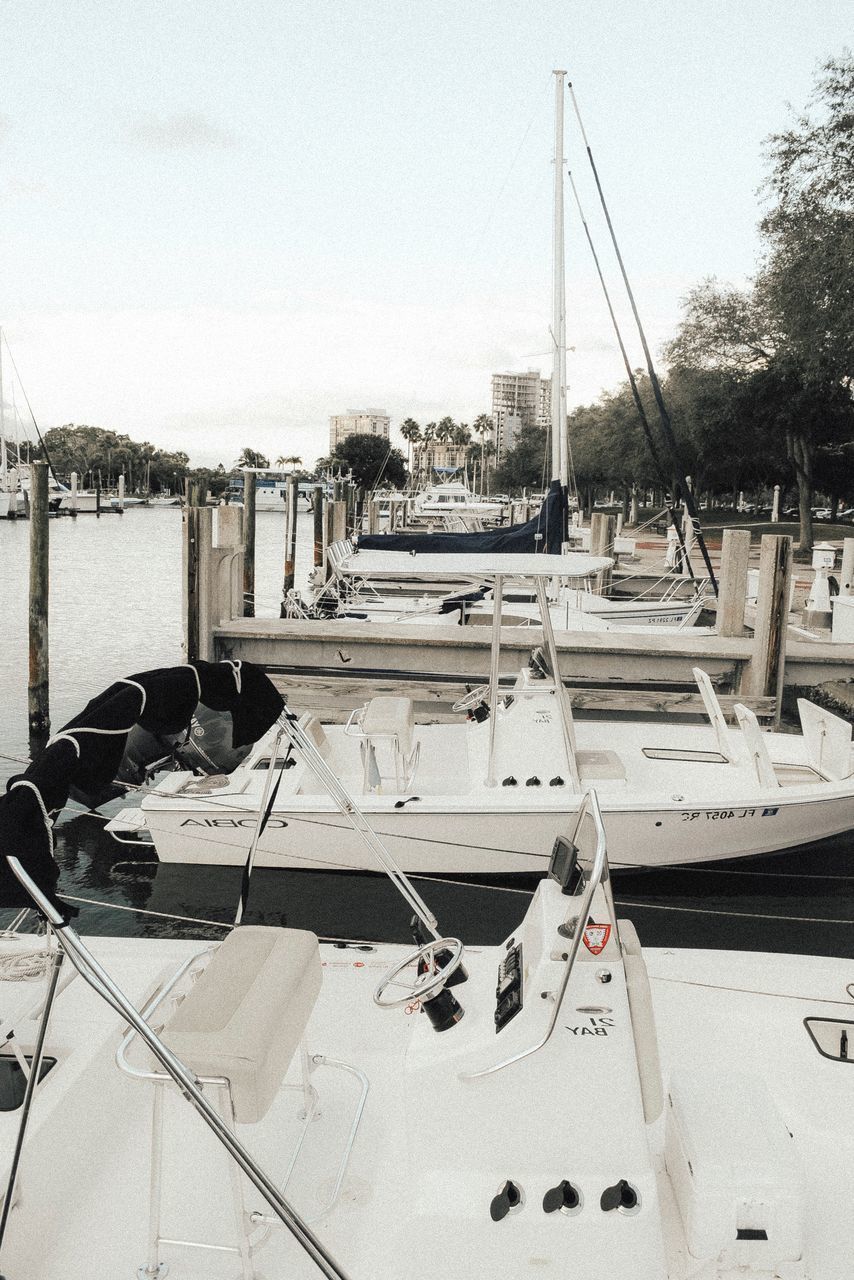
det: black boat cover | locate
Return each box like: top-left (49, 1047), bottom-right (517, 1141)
top-left (357, 479), bottom-right (567, 556)
top-left (0, 660), bottom-right (284, 916)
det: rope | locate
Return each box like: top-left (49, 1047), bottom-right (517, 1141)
top-left (0, 946), bottom-right (54, 981)
top-left (614, 898), bottom-right (854, 926)
top-left (567, 84), bottom-right (718, 596)
top-left (57, 894), bottom-right (382, 946)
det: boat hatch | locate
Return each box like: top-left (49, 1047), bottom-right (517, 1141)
top-left (0, 1055), bottom-right (56, 1110)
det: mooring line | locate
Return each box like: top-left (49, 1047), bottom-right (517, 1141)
top-left (56, 893), bottom-right (381, 946)
top-left (614, 898), bottom-right (854, 926)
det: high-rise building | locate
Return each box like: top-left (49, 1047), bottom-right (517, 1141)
top-left (490, 370), bottom-right (551, 459)
top-left (329, 409), bottom-right (391, 452)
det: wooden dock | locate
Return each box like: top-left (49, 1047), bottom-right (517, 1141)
top-left (184, 502), bottom-right (854, 725)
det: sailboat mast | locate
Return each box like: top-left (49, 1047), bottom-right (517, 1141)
top-left (550, 71), bottom-right (568, 488)
top-left (0, 328), bottom-right (7, 481)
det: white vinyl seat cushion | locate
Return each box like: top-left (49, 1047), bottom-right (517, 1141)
top-left (361, 696), bottom-right (415, 756)
top-left (162, 926), bottom-right (322, 1124)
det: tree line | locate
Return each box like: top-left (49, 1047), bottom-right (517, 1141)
top-left (497, 55), bottom-right (854, 549)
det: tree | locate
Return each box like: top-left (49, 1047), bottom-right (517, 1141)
top-left (493, 424), bottom-right (549, 494)
top-left (276, 454), bottom-right (303, 471)
top-left (331, 433), bottom-right (407, 490)
top-left (235, 446), bottom-right (270, 469)
top-left (399, 418), bottom-right (422, 475)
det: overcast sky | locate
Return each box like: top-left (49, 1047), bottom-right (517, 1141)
top-left (0, 2), bottom-right (849, 468)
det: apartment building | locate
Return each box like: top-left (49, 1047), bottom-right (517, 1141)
top-left (490, 370), bottom-right (551, 459)
top-left (329, 409), bottom-right (391, 452)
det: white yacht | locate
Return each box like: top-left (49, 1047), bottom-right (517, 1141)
top-left (413, 480), bottom-right (505, 521)
top-left (2, 793), bottom-right (853, 1280)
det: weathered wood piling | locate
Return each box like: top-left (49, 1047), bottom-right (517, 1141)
top-left (28, 461), bottom-right (50, 735)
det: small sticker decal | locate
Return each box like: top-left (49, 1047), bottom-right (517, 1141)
top-left (583, 922), bottom-right (611, 955)
top-left (762, 807), bottom-right (780, 817)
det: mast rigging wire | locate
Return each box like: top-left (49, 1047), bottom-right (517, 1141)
top-left (567, 84), bottom-right (719, 596)
top-left (566, 170), bottom-right (699, 585)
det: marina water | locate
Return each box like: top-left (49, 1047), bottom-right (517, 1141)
top-left (1, 507), bottom-right (852, 955)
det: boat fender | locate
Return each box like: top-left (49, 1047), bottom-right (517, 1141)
top-left (490, 1181), bottom-right (523, 1221)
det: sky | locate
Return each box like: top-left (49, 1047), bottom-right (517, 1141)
top-left (0, 1), bottom-right (850, 469)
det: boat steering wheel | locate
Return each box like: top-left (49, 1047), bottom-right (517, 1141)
top-left (452, 685), bottom-right (490, 713)
top-left (373, 938), bottom-right (465, 1008)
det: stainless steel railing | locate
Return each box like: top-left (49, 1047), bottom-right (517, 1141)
top-left (459, 788), bottom-right (608, 1081)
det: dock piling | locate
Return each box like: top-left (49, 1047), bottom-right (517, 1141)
top-left (744, 533), bottom-right (792, 723)
top-left (716, 528), bottom-right (751, 637)
top-left (242, 470), bottom-right (256, 617)
top-left (590, 513), bottom-right (615, 595)
top-left (313, 485), bottom-right (324, 567)
top-left (28, 461), bottom-right (50, 737)
top-left (282, 475), bottom-right (299, 598)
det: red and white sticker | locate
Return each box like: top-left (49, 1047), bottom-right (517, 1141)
top-left (582, 922), bottom-right (611, 956)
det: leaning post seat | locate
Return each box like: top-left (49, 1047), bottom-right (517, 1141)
top-left (361, 696), bottom-right (415, 757)
top-left (162, 926), bottom-right (322, 1124)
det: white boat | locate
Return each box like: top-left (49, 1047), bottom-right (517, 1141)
top-left (325, 540), bottom-right (709, 631)
top-left (108, 552), bottom-right (854, 872)
top-left (413, 480), bottom-right (505, 521)
top-left (3, 792), bottom-right (854, 1280)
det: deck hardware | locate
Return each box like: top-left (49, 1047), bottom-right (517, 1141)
top-left (502, 776), bottom-right (517, 787)
top-left (549, 776), bottom-right (564, 786)
top-left (393, 796), bottom-right (421, 809)
top-left (543, 1180), bottom-right (581, 1215)
top-left (600, 1180), bottom-right (640, 1214)
top-left (596, 969), bottom-right (612, 983)
top-left (526, 776), bottom-right (541, 787)
top-left (736, 1229), bottom-right (768, 1241)
top-left (490, 1181), bottom-right (524, 1221)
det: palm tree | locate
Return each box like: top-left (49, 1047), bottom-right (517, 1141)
top-left (235, 447), bottom-right (270, 470)
top-left (399, 418), bottom-right (422, 477)
top-left (421, 422), bottom-right (436, 482)
top-left (276, 455), bottom-right (303, 472)
top-left (472, 413), bottom-right (494, 493)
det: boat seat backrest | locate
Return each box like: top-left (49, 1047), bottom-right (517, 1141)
top-left (796, 698), bottom-right (853, 781)
top-left (733, 703), bottom-right (779, 789)
top-left (298, 712), bottom-right (332, 760)
top-left (162, 926), bottom-right (322, 1125)
top-left (361, 696), bottom-right (414, 757)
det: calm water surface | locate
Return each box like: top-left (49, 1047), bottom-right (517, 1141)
top-left (1, 507), bottom-right (852, 955)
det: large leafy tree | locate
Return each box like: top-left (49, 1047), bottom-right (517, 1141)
top-left (331, 433), bottom-right (407, 490)
top-left (665, 56), bottom-right (854, 550)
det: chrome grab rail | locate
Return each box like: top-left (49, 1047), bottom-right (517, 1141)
top-left (5, 857), bottom-right (356, 1280)
top-left (459, 788), bottom-right (608, 1082)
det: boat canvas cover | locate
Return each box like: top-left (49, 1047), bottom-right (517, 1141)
top-left (338, 548), bottom-right (612, 582)
top-left (358, 478), bottom-right (567, 555)
top-left (0, 660), bottom-right (284, 913)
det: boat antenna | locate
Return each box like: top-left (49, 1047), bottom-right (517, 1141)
top-left (566, 170), bottom-right (699, 584)
top-left (567, 83), bottom-right (719, 596)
